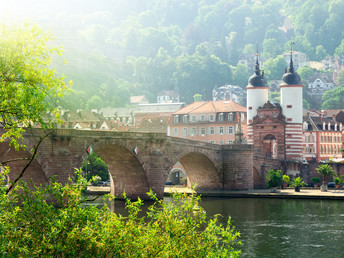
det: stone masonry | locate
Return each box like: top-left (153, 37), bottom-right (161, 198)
top-left (3, 128), bottom-right (254, 199)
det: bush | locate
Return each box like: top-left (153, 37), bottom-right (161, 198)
top-left (311, 177), bottom-right (321, 184)
top-left (0, 173), bottom-right (241, 257)
top-left (290, 177), bottom-right (307, 188)
top-left (265, 169), bottom-right (283, 188)
top-left (334, 177), bottom-right (341, 185)
top-left (282, 175), bottom-right (290, 184)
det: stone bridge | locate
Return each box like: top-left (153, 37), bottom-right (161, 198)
top-left (2, 129), bottom-right (253, 199)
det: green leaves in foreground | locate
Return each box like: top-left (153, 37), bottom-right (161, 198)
top-left (0, 175), bottom-right (241, 257)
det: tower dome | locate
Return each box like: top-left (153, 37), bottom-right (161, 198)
top-left (281, 52), bottom-right (301, 85)
top-left (247, 53), bottom-right (267, 88)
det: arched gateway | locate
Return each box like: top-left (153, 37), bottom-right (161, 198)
top-left (2, 128), bottom-right (253, 199)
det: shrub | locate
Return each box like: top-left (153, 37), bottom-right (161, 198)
top-left (334, 177), bottom-right (341, 185)
top-left (282, 175), bottom-right (290, 184)
top-left (290, 177), bottom-right (307, 188)
top-left (265, 169), bottom-right (283, 188)
top-left (311, 177), bottom-right (321, 184)
top-left (0, 173), bottom-right (241, 257)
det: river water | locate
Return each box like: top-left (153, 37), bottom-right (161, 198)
top-left (199, 197), bottom-right (344, 257)
top-left (93, 196), bottom-right (344, 257)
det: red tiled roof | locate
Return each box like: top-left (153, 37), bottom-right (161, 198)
top-left (174, 100), bottom-right (246, 115)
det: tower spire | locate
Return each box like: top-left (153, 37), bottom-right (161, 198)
top-left (289, 42), bottom-right (295, 73)
top-left (254, 44), bottom-right (260, 75)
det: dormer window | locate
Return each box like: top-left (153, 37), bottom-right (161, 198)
top-left (273, 112), bottom-right (277, 118)
top-left (228, 112), bottom-right (234, 121)
top-left (218, 113), bottom-right (224, 122)
top-left (174, 115), bottom-right (179, 124)
top-left (183, 115), bottom-right (189, 123)
top-left (200, 115), bottom-right (206, 121)
top-left (209, 114), bottom-right (215, 122)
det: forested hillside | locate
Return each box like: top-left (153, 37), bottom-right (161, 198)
top-left (8, 0), bottom-right (343, 109)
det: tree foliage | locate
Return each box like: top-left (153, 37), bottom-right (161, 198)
top-left (0, 174), bottom-right (241, 257)
top-left (316, 164), bottom-right (336, 186)
top-left (82, 152), bottom-right (109, 181)
top-left (321, 86), bottom-right (344, 109)
top-left (0, 22), bottom-right (69, 148)
top-left (265, 169), bottom-right (283, 188)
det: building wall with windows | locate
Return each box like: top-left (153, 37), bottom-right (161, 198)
top-left (303, 116), bottom-right (343, 161)
top-left (168, 100), bottom-right (247, 144)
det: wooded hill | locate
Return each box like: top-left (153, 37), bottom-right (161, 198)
top-left (28, 0), bottom-right (344, 109)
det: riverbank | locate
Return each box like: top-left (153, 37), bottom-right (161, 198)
top-left (164, 186), bottom-right (344, 200)
top-left (87, 186), bottom-right (344, 200)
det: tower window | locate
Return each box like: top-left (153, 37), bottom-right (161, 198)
top-left (287, 105), bottom-right (292, 108)
top-left (249, 107), bottom-right (252, 110)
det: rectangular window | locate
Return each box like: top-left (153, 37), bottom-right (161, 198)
top-left (200, 115), bottom-right (206, 121)
top-left (228, 126), bottom-right (234, 134)
top-left (183, 128), bottom-right (188, 136)
top-left (200, 127), bottom-right (206, 135)
top-left (172, 128), bottom-right (178, 136)
top-left (209, 127), bottom-right (215, 135)
top-left (218, 126), bottom-right (224, 135)
top-left (210, 140), bottom-right (216, 144)
top-left (287, 118), bottom-right (292, 121)
top-left (191, 115), bottom-right (196, 122)
top-left (218, 113), bottom-right (224, 122)
top-left (182, 115), bottom-right (189, 123)
top-left (209, 115), bottom-right (215, 122)
top-left (191, 128), bottom-right (197, 136)
top-left (219, 140), bottom-right (224, 145)
top-left (287, 105), bottom-right (292, 108)
top-left (248, 107), bottom-right (252, 110)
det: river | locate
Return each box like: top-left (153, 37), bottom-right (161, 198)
top-left (92, 196), bottom-right (344, 257)
top-left (199, 197), bottom-right (344, 257)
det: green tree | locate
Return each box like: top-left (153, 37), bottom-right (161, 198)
top-left (82, 152), bottom-right (109, 181)
top-left (321, 86), bottom-right (344, 109)
top-left (262, 38), bottom-right (283, 59)
top-left (86, 95), bottom-right (103, 110)
top-left (336, 67), bottom-right (344, 86)
top-left (263, 55), bottom-right (288, 81)
top-left (193, 93), bottom-right (203, 102)
top-left (315, 45), bottom-right (327, 61)
top-left (233, 63), bottom-right (250, 88)
top-left (335, 39), bottom-right (344, 57)
top-left (0, 22), bottom-right (68, 148)
top-left (297, 66), bottom-right (315, 82)
top-left (316, 163), bottom-right (336, 188)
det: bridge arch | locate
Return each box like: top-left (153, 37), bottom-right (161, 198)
top-left (0, 144), bottom-right (48, 187)
top-left (169, 151), bottom-right (222, 191)
top-left (94, 144), bottom-right (149, 199)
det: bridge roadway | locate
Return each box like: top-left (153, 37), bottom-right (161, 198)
top-left (2, 128), bottom-right (254, 199)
